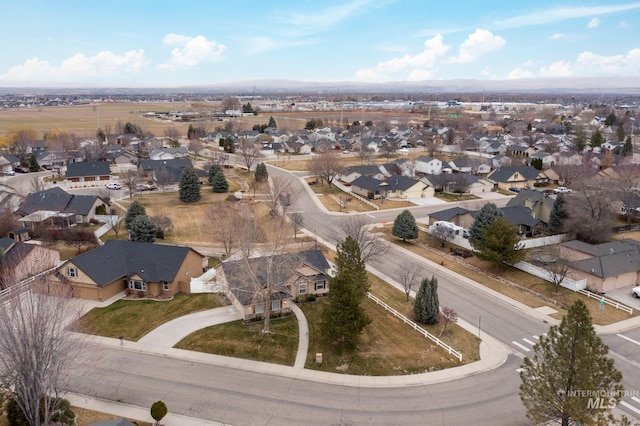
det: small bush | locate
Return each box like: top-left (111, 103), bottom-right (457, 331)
top-left (225, 194), bottom-right (239, 202)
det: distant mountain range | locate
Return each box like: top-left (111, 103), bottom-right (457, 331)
top-left (1, 77), bottom-right (639, 95)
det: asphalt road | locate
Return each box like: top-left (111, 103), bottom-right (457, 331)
top-left (66, 344), bottom-right (530, 426)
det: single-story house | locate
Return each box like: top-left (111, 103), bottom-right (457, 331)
top-left (560, 239), bottom-right (640, 293)
top-left (500, 206), bottom-right (543, 237)
top-left (428, 207), bottom-right (475, 228)
top-left (218, 250), bottom-right (331, 321)
top-left (138, 158), bottom-right (194, 183)
top-left (338, 165), bottom-right (388, 184)
top-left (36, 151), bottom-right (67, 169)
top-left (0, 236), bottom-right (60, 284)
top-left (149, 147), bottom-right (189, 160)
top-left (17, 187), bottom-right (108, 232)
top-left (486, 165), bottom-right (550, 190)
top-left (49, 240), bottom-right (207, 301)
top-left (66, 161), bottom-right (112, 187)
top-left (379, 175), bottom-right (432, 199)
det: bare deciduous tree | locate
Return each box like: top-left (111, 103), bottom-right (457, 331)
top-left (206, 202), bottom-right (255, 257)
top-left (154, 165), bottom-right (172, 192)
top-left (429, 222), bottom-right (453, 248)
top-left (30, 175), bottom-right (46, 193)
top-left (307, 150), bottom-right (344, 187)
top-left (288, 211), bottom-right (304, 239)
top-left (164, 126), bottom-right (182, 141)
top-left (220, 96), bottom-right (240, 113)
top-left (356, 146), bottom-right (373, 165)
top-left (188, 139), bottom-right (203, 159)
top-left (265, 175), bottom-right (294, 217)
top-left (398, 261), bottom-right (421, 301)
top-left (150, 215), bottom-right (174, 238)
top-left (438, 306), bottom-right (458, 337)
top-left (211, 151), bottom-right (230, 168)
top-left (0, 277), bottom-right (88, 426)
top-left (336, 215), bottom-right (388, 263)
top-left (238, 137), bottom-right (261, 171)
top-left (103, 212), bottom-right (124, 240)
top-left (563, 175), bottom-right (616, 244)
top-left (121, 169), bottom-right (141, 198)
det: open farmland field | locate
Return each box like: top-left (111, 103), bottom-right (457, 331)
top-left (0, 101), bottom-right (436, 140)
top-left (0, 101), bottom-right (193, 138)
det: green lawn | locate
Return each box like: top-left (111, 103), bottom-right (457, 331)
top-left (78, 293), bottom-right (226, 341)
top-left (175, 316), bottom-right (299, 366)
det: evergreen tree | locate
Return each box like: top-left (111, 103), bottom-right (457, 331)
top-left (129, 215), bottom-right (157, 243)
top-left (414, 276), bottom-right (439, 325)
top-left (208, 164), bottom-right (222, 185)
top-left (616, 124), bottom-right (626, 142)
top-left (468, 202), bottom-right (503, 243)
top-left (392, 210), bottom-right (419, 242)
top-left (212, 169), bottom-right (229, 193)
top-left (28, 154), bottom-right (40, 172)
top-left (590, 129), bottom-right (604, 148)
top-left (548, 194), bottom-right (567, 234)
top-left (124, 201), bottom-right (147, 230)
top-left (604, 112), bottom-right (617, 126)
top-left (621, 135), bottom-right (633, 156)
top-left (471, 217), bottom-right (525, 268)
top-left (179, 167), bottom-right (201, 203)
top-left (574, 127), bottom-right (587, 153)
top-left (268, 116), bottom-right (277, 128)
top-left (530, 158), bottom-right (542, 170)
top-left (254, 162), bottom-right (268, 183)
top-left (520, 300), bottom-right (624, 426)
top-left (320, 237), bottom-right (371, 345)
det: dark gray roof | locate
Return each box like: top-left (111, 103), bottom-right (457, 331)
top-left (2, 153), bottom-right (20, 163)
top-left (351, 175), bottom-right (382, 192)
top-left (221, 250), bottom-right (329, 306)
top-left (0, 237), bottom-right (15, 252)
top-left (569, 247), bottom-right (640, 278)
top-left (488, 166), bottom-right (546, 183)
top-left (19, 187), bottom-right (102, 216)
top-left (139, 158), bottom-right (193, 172)
top-left (344, 165), bottom-right (383, 176)
top-left (65, 240), bottom-right (195, 287)
top-left (381, 175), bottom-right (423, 191)
top-left (562, 239), bottom-right (640, 257)
top-left (430, 207), bottom-right (473, 221)
top-left (499, 206), bottom-right (541, 227)
top-left (506, 188), bottom-right (546, 207)
top-left (66, 161), bottom-right (111, 178)
top-left (415, 155), bottom-right (438, 163)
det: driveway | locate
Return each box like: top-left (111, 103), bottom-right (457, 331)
top-left (138, 305), bottom-right (242, 347)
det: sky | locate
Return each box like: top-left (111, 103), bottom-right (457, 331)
top-left (1, 0), bottom-right (639, 88)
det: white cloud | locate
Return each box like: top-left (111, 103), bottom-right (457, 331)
top-left (523, 60), bottom-right (535, 67)
top-left (1, 50), bottom-right (147, 82)
top-left (531, 48), bottom-right (640, 78)
top-left (588, 17), bottom-right (600, 28)
top-left (244, 36), bottom-right (311, 55)
top-left (448, 29), bottom-right (505, 63)
top-left (159, 34), bottom-right (226, 69)
top-left (507, 68), bottom-right (534, 79)
top-left (494, 3), bottom-right (640, 29)
top-left (353, 34), bottom-right (449, 82)
top-left (550, 33), bottom-right (565, 39)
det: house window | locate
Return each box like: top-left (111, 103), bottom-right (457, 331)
top-left (315, 281), bottom-right (326, 291)
top-left (299, 283), bottom-right (307, 295)
top-left (67, 267), bottom-right (77, 278)
top-left (129, 280), bottom-right (146, 291)
top-left (76, 215), bottom-right (83, 223)
top-left (255, 303), bottom-right (265, 314)
top-left (163, 281), bottom-right (170, 291)
top-left (272, 300), bottom-right (281, 311)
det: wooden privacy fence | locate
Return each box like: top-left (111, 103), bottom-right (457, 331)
top-left (367, 292), bottom-right (463, 362)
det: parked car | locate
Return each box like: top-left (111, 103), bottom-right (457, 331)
top-left (632, 287), bottom-right (640, 298)
top-left (106, 183), bottom-right (122, 190)
top-left (508, 187), bottom-right (520, 193)
top-left (2, 170), bottom-right (15, 176)
top-left (553, 186), bottom-right (572, 194)
top-left (13, 166), bottom-right (29, 173)
top-left (136, 183), bottom-right (156, 191)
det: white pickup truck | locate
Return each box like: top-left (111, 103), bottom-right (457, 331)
top-left (632, 287), bottom-right (640, 298)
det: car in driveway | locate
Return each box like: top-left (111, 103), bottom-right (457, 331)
top-left (553, 186), bottom-right (572, 194)
top-left (508, 187), bottom-right (520, 193)
top-left (106, 183), bottom-right (122, 190)
top-left (136, 183), bottom-right (156, 191)
top-left (632, 286), bottom-right (640, 298)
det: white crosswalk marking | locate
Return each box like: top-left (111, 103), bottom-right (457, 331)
top-left (617, 333), bottom-right (640, 346)
top-left (620, 401), bottom-right (640, 416)
top-left (533, 335), bottom-right (540, 340)
top-left (523, 338), bottom-right (536, 345)
top-left (512, 341), bottom-right (530, 352)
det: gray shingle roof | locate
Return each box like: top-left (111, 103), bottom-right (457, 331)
top-left (221, 250), bottom-right (329, 306)
top-left (488, 166), bottom-right (545, 183)
top-left (430, 207), bottom-right (473, 221)
top-left (351, 175), bottom-right (382, 192)
top-left (65, 240), bottom-right (194, 287)
top-left (19, 187), bottom-right (101, 216)
top-left (66, 161), bottom-right (111, 178)
top-left (499, 206), bottom-right (541, 227)
top-left (381, 175), bottom-right (423, 191)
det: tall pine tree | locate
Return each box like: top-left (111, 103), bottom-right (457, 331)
top-left (548, 193), bottom-right (567, 234)
top-left (469, 202), bottom-right (503, 243)
top-left (129, 215), bottom-right (157, 243)
top-left (471, 217), bottom-right (525, 268)
top-left (208, 164), bottom-right (222, 185)
top-left (320, 236), bottom-right (371, 345)
top-left (392, 210), bottom-right (419, 242)
top-left (414, 276), bottom-right (439, 325)
top-left (254, 162), bottom-right (268, 183)
top-left (125, 201), bottom-right (147, 230)
top-left (179, 167), bottom-right (201, 203)
top-left (520, 300), bottom-right (624, 426)
top-left (212, 169), bottom-right (229, 193)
